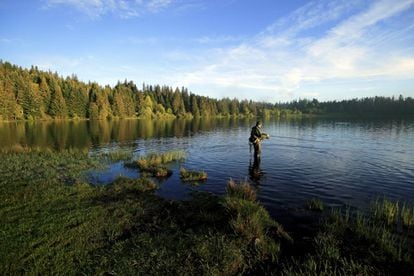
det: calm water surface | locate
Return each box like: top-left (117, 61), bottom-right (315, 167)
top-left (1, 118), bottom-right (414, 228)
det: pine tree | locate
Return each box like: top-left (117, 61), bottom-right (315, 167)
top-left (0, 76), bottom-right (23, 120)
top-left (172, 88), bottom-right (186, 117)
top-left (48, 80), bottom-right (68, 118)
top-left (39, 75), bottom-right (51, 112)
top-left (112, 90), bottom-right (126, 117)
top-left (191, 95), bottom-right (200, 117)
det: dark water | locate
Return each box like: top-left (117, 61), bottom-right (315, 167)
top-left (1, 118), bottom-right (414, 228)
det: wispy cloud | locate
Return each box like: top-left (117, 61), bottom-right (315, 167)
top-left (167, 0), bottom-right (414, 100)
top-left (194, 35), bottom-right (244, 45)
top-left (44, 0), bottom-right (176, 19)
top-left (0, 37), bottom-right (12, 43)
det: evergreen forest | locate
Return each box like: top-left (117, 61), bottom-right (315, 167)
top-left (1, 61), bottom-right (413, 121)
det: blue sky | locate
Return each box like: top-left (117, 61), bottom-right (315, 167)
top-left (1, 0), bottom-right (414, 102)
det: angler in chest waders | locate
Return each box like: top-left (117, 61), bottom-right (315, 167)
top-left (249, 121), bottom-right (269, 164)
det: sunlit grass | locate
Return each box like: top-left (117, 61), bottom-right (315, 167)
top-left (283, 199), bottom-right (414, 275)
top-left (226, 178), bottom-right (257, 202)
top-left (92, 150), bottom-right (133, 162)
top-left (223, 179), bottom-right (292, 268)
top-left (125, 150), bottom-right (185, 178)
top-left (180, 167), bottom-right (208, 182)
top-left (1, 149), bottom-right (413, 275)
top-left (138, 150), bottom-right (186, 167)
top-left (401, 203), bottom-right (414, 228)
top-left (372, 198), bottom-right (399, 225)
top-left (0, 149), bottom-right (291, 274)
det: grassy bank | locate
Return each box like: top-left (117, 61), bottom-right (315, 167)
top-left (0, 150), bottom-right (290, 274)
top-left (1, 150), bottom-right (413, 274)
top-left (282, 200), bottom-right (414, 275)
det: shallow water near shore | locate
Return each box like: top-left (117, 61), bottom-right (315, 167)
top-left (1, 117), bottom-right (414, 229)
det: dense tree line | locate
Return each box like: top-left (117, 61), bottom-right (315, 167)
top-left (0, 61), bottom-right (282, 120)
top-left (0, 61), bottom-right (413, 120)
top-left (276, 96), bottom-right (414, 117)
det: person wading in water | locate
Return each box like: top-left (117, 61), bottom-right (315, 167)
top-left (249, 121), bottom-right (269, 163)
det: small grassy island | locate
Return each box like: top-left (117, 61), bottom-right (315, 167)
top-left (1, 149), bottom-right (413, 275)
top-left (180, 167), bottom-right (208, 182)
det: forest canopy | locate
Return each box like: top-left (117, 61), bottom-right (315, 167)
top-left (0, 61), bottom-right (413, 121)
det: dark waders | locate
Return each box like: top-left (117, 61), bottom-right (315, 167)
top-left (253, 140), bottom-right (261, 163)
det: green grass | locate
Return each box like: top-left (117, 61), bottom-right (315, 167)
top-left (136, 150), bottom-right (186, 167)
top-left (222, 179), bottom-right (292, 272)
top-left (371, 198), bottom-right (414, 229)
top-left (226, 178), bottom-right (257, 201)
top-left (306, 198), bottom-right (324, 211)
top-left (92, 150), bottom-right (134, 162)
top-left (282, 200), bottom-right (414, 275)
top-left (0, 150), bottom-right (288, 275)
top-left (401, 203), bottom-right (414, 228)
top-left (125, 150), bottom-right (185, 178)
top-left (180, 167), bottom-right (208, 182)
top-left (1, 150), bottom-right (413, 275)
top-left (372, 197), bottom-right (399, 225)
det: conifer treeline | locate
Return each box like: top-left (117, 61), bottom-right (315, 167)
top-left (0, 60), bottom-right (413, 120)
top-left (0, 61), bottom-right (279, 120)
top-left (278, 96), bottom-right (414, 116)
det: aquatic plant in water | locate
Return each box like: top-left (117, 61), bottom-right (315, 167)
top-left (371, 198), bottom-right (399, 225)
top-left (180, 167), bottom-right (208, 182)
top-left (306, 198), bottom-right (324, 211)
top-left (401, 203), bottom-right (414, 228)
top-left (125, 150), bottom-right (185, 178)
top-left (226, 178), bottom-right (257, 202)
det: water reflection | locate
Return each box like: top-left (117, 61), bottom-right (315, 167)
top-left (0, 118), bottom-right (252, 150)
top-left (1, 117), bottom-right (414, 221)
top-left (249, 155), bottom-right (264, 184)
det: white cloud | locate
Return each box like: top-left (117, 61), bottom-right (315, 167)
top-left (166, 0), bottom-right (414, 100)
top-left (302, 92), bottom-right (320, 98)
top-left (194, 35), bottom-right (244, 44)
top-left (44, 0), bottom-right (176, 18)
top-left (0, 37), bottom-right (12, 43)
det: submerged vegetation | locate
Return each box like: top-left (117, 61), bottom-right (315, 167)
top-left (306, 198), bottom-right (324, 211)
top-left (1, 149), bottom-right (413, 274)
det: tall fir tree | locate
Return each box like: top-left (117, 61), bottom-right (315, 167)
top-left (48, 79), bottom-right (68, 118)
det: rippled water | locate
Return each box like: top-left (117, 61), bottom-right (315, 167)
top-left (1, 118), bottom-right (414, 227)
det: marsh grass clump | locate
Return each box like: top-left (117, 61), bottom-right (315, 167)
top-left (138, 164), bottom-right (172, 178)
top-left (372, 198), bottom-right (399, 225)
top-left (109, 176), bottom-right (158, 193)
top-left (94, 150), bottom-right (133, 162)
top-left (125, 150), bottom-right (185, 178)
top-left (226, 179), bottom-right (257, 202)
top-left (139, 150), bottom-right (185, 167)
top-left (306, 198), bottom-right (324, 211)
top-left (223, 179), bottom-right (292, 271)
top-left (180, 167), bottom-right (208, 182)
top-left (401, 203), bottom-right (414, 228)
top-left (284, 201), bottom-right (414, 276)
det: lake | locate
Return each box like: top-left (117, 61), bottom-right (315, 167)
top-left (1, 117), bottom-right (413, 228)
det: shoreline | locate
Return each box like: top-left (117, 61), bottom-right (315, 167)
top-left (2, 113), bottom-right (414, 123)
top-left (1, 149), bottom-right (413, 274)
